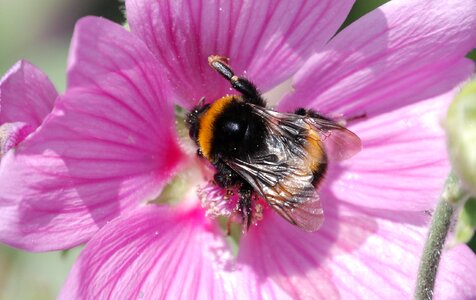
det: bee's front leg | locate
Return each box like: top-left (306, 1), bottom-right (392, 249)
top-left (294, 108), bottom-right (334, 121)
top-left (238, 184), bottom-right (253, 231)
top-left (213, 161), bottom-right (241, 188)
top-left (294, 108), bottom-right (367, 126)
top-left (208, 55), bottom-right (266, 107)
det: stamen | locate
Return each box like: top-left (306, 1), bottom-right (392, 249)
top-left (0, 122), bottom-right (33, 156)
top-left (198, 180), bottom-right (266, 230)
top-left (198, 181), bottom-right (239, 219)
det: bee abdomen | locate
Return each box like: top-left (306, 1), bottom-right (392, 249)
top-left (311, 162), bottom-right (327, 187)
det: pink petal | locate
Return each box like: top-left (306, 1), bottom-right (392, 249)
top-left (0, 17), bottom-right (184, 251)
top-left (239, 203), bottom-right (476, 299)
top-left (60, 205), bottom-right (280, 299)
top-left (434, 243), bottom-right (476, 299)
top-left (0, 60), bottom-right (57, 128)
top-left (279, 0), bottom-right (476, 116)
top-left (126, 0), bottom-right (355, 108)
top-left (327, 93), bottom-right (450, 211)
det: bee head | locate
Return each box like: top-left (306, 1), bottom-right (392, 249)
top-left (186, 98), bottom-right (210, 143)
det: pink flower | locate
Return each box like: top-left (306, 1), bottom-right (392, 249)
top-left (0, 60), bottom-right (58, 245)
top-left (0, 61), bottom-right (57, 156)
top-left (1, 0), bottom-right (476, 298)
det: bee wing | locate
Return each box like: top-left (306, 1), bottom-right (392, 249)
top-left (305, 117), bottom-right (362, 161)
top-left (252, 106), bottom-right (362, 162)
top-left (225, 156), bottom-right (324, 232)
top-left (270, 191), bottom-right (324, 232)
top-left (222, 107), bottom-right (329, 231)
top-left (223, 107), bottom-right (360, 231)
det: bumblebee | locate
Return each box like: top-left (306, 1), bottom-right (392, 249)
top-left (186, 55), bottom-right (361, 232)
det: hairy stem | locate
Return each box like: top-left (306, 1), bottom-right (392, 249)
top-left (414, 174), bottom-right (462, 300)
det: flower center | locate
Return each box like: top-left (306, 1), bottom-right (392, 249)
top-left (197, 180), bottom-right (266, 230)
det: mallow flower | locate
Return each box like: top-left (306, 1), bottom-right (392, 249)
top-left (1, 0), bottom-right (476, 298)
top-left (0, 61), bottom-right (57, 157)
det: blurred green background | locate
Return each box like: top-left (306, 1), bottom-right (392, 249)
top-left (0, 0), bottom-right (125, 91)
top-left (0, 0), bottom-right (474, 299)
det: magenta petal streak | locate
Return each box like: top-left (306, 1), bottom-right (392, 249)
top-left (126, 0), bottom-right (355, 107)
top-left (327, 93), bottom-right (451, 211)
top-left (59, 205), bottom-right (287, 300)
top-left (0, 60), bottom-right (56, 153)
top-left (279, 0), bottom-right (476, 117)
top-left (0, 0), bottom-right (475, 298)
top-left (239, 203), bottom-right (476, 299)
top-left (0, 17), bottom-right (184, 251)
top-left (0, 60), bottom-right (57, 128)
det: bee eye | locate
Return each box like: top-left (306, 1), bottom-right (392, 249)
top-left (188, 123), bottom-right (199, 141)
top-left (186, 103), bottom-right (210, 144)
top-left (185, 113), bottom-right (200, 142)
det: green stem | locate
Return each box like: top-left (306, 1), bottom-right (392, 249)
top-left (414, 174), bottom-right (462, 300)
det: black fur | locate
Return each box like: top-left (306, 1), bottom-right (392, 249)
top-left (213, 160), bottom-right (242, 188)
top-left (188, 58), bottom-right (339, 230)
top-left (232, 78), bottom-right (266, 107)
top-left (238, 184), bottom-right (253, 229)
top-left (210, 98), bottom-right (267, 160)
top-left (311, 159), bottom-right (327, 187)
top-left (186, 102), bottom-right (210, 143)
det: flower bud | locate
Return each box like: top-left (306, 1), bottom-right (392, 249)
top-left (446, 79), bottom-right (476, 196)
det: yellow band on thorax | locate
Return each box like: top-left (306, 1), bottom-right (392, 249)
top-left (198, 95), bottom-right (235, 160)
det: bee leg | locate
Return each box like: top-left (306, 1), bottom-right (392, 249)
top-left (344, 112), bottom-right (367, 124)
top-left (295, 108), bottom-right (367, 125)
top-left (238, 185), bottom-right (253, 230)
top-left (208, 55), bottom-right (266, 107)
top-left (213, 161), bottom-right (241, 188)
top-left (294, 108), bottom-right (334, 121)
